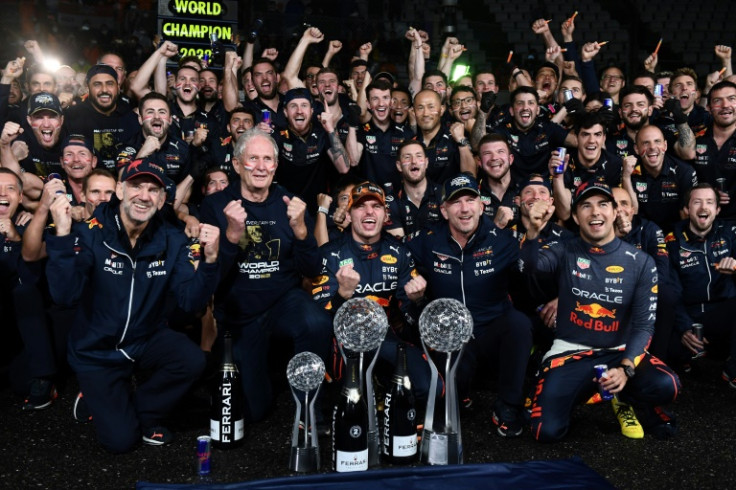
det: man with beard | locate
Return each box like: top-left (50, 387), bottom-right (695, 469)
top-left (623, 125), bottom-right (696, 233)
top-left (666, 184), bottom-right (736, 388)
top-left (116, 93), bottom-right (191, 186)
top-left (1, 57), bottom-right (27, 125)
top-left (680, 81), bottom-right (736, 220)
top-left (347, 79), bottom-right (414, 192)
top-left (198, 107), bottom-right (256, 182)
top-left (385, 140), bottom-right (443, 239)
top-left (272, 88), bottom-right (351, 212)
top-left (476, 134), bottom-right (518, 228)
top-left (408, 173), bottom-right (533, 436)
top-left (45, 158), bottom-right (221, 453)
top-left (131, 42), bottom-right (213, 146)
top-left (64, 64), bottom-right (140, 171)
top-left (246, 58), bottom-right (286, 128)
top-left (493, 87), bottom-right (575, 185)
top-left (660, 68), bottom-right (707, 159)
top-left (54, 65), bottom-right (79, 110)
top-left (552, 112), bottom-right (625, 222)
top-left (411, 89), bottom-right (475, 185)
top-left (521, 179), bottom-right (680, 441)
top-left (198, 68), bottom-right (228, 139)
top-left (606, 86), bottom-right (654, 159)
top-left (534, 62), bottom-right (561, 119)
top-left (449, 85), bottom-right (478, 134)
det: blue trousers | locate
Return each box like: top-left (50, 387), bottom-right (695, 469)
top-left (76, 328), bottom-right (205, 453)
top-left (530, 349), bottom-right (680, 442)
top-left (220, 288), bottom-right (333, 423)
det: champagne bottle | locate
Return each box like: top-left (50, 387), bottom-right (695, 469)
top-left (332, 353), bottom-right (368, 472)
top-left (382, 343), bottom-right (418, 464)
top-left (210, 330), bottom-right (245, 449)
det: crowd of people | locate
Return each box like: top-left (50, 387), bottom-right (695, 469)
top-left (2, 9), bottom-right (736, 454)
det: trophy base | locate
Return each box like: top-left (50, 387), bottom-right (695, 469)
top-left (368, 430), bottom-right (380, 467)
top-left (419, 429), bottom-right (462, 465)
top-left (289, 446), bottom-right (320, 472)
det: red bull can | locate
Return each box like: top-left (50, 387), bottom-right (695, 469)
top-left (604, 98), bottom-right (614, 109)
top-left (197, 435), bottom-right (211, 476)
top-left (555, 148), bottom-right (566, 174)
top-left (594, 364), bottom-right (614, 401)
top-left (261, 109), bottom-right (271, 125)
top-left (654, 84), bottom-right (663, 97)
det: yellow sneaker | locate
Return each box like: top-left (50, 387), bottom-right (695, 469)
top-left (612, 397), bottom-right (644, 439)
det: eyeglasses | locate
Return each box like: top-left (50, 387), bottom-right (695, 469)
top-left (602, 74), bottom-right (624, 81)
top-left (451, 96), bottom-right (476, 107)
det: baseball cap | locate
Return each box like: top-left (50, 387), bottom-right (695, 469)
top-left (28, 92), bottom-right (62, 116)
top-left (517, 176), bottom-right (552, 195)
top-left (119, 157), bottom-right (169, 188)
top-left (442, 173), bottom-right (480, 202)
top-left (348, 181), bottom-right (386, 209)
top-left (535, 61), bottom-right (560, 81)
top-left (572, 178), bottom-right (614, 209)
top-left (374, 71), bottom-right (396, 85)
top-left (282, 87), bottom-right (313, 107)
top-left (61, 134), bottom-right (96, 155)
top-left (85, 64), bottom-right (119, 84)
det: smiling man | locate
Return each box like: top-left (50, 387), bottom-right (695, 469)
top-left (45, 157), bottom-right (222, 453)
top-left (312, 181), bottom-right (430, 398)
top-left (521, 178), bottom-right (680, 442)
top-left (198, 128), bottom-right (332, 423)
top-left (64, 64), bottom-right (140, 171)
top-left (408, 173), bottom-right (532, 437)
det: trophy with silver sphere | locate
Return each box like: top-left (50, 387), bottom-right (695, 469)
top-left (286, 351), bottom-right (326, 472)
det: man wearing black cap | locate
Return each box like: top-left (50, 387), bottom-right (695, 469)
top-left (272, 87), bottom-right (351, 212)
top-left (0, 92), bottom-right (67, 185)
top-left (44, 157), bottom-right (222, 453)
top-left (408, 173), bottom-right (533, 437)
top-left (520, 178), bottom-right (680, 442)
top-left (64, 64), bottom-right (140, 171)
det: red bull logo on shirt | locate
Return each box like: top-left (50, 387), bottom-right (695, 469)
top-left (570, 302), bottom-right (619, 332)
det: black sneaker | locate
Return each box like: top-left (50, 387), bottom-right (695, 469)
top-left (638, 405), bottom-right (677, 440)
top-left (492, 401), bottom-right (523, 437)
top-left (722, 358), bottom-right (736, 389)
top-left (22, 378), bottom-right (57, 411)
top-left (72, 392), bottom-right (92, 423)
top-left (142, 426), bottom-right (173, 446)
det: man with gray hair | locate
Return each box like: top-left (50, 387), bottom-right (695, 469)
top-left (199, 128), bottom-right (332, 423)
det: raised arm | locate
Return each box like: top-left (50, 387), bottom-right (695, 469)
top-left (283, 27), bottom-right (325, 90)
top-left (131, 41), bottom-right (179, 99)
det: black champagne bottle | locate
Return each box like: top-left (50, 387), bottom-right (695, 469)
top-left (382, 343), bottom-right (418, 463)
top-left (210, 330), bottom-right (245, 448)
top-left (332, 353), bottom-right (368, 472)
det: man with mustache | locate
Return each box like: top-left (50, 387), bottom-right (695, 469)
top-left (622, 125), bottom-right (696, 234)
top-left (606, 86), bottom-right (655, 159)
top-left (64, 64), bottom-right (140, 171)
top-left (680, 81), bottom-right (736, 220)
top-left (659, 68), bottom-right (708, 159)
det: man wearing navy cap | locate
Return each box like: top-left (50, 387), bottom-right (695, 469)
top-left (64, 64), bottom-right (140, 171)
top-left (520, 178), bottom-right (680, 442)
top-left (44, 156), bottom-right (222, 452)
top-left (408, 173), bottom-right (533, 437)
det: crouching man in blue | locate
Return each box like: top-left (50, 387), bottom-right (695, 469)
top-left (520, 179), bottom-right (680, 442)
top-left (408, 173), bottom-right (533, 437)
top-left (45, 158), bottom-right (222, 453)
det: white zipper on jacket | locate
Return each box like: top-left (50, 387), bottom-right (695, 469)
top-left (104, 242), bottom-right (136, 362)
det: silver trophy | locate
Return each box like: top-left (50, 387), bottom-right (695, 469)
top-left (333, 297), bottom-right (389, 467)
top-left (418, 298), bottom-right (473, 465)
top-left (286, 352), bottom-right (326, 472)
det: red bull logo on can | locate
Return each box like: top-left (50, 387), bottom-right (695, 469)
top-left (570, 302), bottom-right (619, 332)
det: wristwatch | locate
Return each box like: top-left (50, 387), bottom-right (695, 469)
top-left (620, 364), bottom-right (636, 379)
top-left (457, 137), bottom-right (470, 148)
